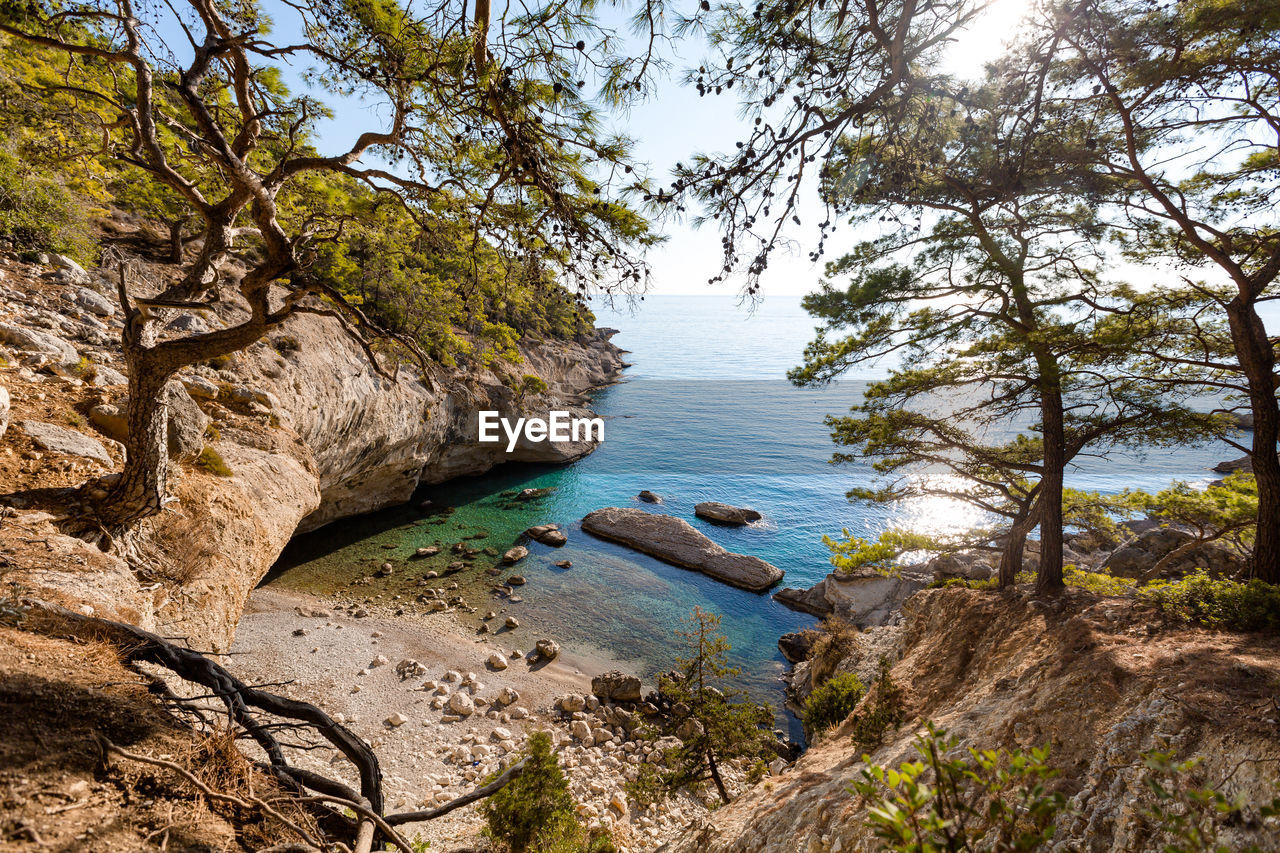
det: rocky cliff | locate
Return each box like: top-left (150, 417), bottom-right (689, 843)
top-left (0, 254), bottom-right (625, 650)
top-left (663, 587), bottom-right (1280, 853)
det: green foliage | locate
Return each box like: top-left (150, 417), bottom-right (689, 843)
top-left (651, 608), bottom-right (778, 804)
top-left (195, 447), bottom-right (233, 478)
top-left (802, 672), bottom-right (866, 741)
top-left (849, 658), bottom-right (905, 754)
top-left (481, 731), bottom-right (591, 853)
top-left (0, 149), bottom-right (91, 261)
top-left (1139, 571), bottom-right (1280, 633)
top-left (1060, 566), bottom-right (1135, 596)
top-left (823, 528), bottom-right (939, 576)
top-left (851, 723), bottom-right (1067, 853)
top-left (1139, 751), bottom-right (1280, 853)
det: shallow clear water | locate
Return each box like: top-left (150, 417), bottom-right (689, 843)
top-left (268, 295), bottom-right (1251, 727)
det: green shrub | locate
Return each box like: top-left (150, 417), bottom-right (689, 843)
top-left (802, 672), bottom-right (866, 740)
top-left (849, 658), bottom-right (905, 754)
top-left (1139, 751), bottom-right (1280, 853)
top-left (195, 446), bottom-right (233, 477)
top-left (1139, 570), bottom-right (1280, 633)
top-left (482, 731), bottom-right (599, 853)
top-left (0, 150), bottom-right (92, 261)
top-left (851, 722), bottom-right (1067, 852)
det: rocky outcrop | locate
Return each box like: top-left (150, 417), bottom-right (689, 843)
top-left (581, 507), bottom-right (784, 591)
top-left (773, 568), bottom-right (928, 625)
top-left (694, 501), bottom-right (763, 525)
top-left (667, 588), bottom-right (1280, 853)
top-left (0, 255), bottom-right (624, 652)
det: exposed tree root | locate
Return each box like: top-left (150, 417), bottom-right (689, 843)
top-left (21, 598), bottom-right (528, 851)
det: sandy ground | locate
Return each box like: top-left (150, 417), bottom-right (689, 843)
top-left (230, 586), bottom-right (624, 848)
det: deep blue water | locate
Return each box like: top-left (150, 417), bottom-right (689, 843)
top-left (270, 294), bottom-right (1254, 722)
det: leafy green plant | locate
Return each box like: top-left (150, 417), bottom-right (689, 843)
top-left (849, 658), bottom-right (905, 753)
top-left (1138, 751), bottom-right (1280, 853)
top-left (195, 446), bottom-right (233, 477)
top-left (1139, 570), bottom-right (1280, 633)
top-left (0, 149), bottom-right (92, 261)
top-left (482, 731), bottom-right (593, 853)
top-left (655, 608), bottom-right (778, 804)
top-left (802, 672), bottom-right (866, 741)
top-left (851, 723), bottom-right (1067, 853)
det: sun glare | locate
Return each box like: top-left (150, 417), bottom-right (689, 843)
top-left (944, 0), bottom-right (1037, 80)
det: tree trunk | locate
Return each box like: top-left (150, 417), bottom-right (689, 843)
top-left (707, 752), bottom-right (729, 804)
top-left (1226, 296), bottom-right (1280, 583)
top-left (1036, 383), bottom-right (1066, 594)
top-left (100, 349), bottom-right (173, 527)
top-left (175, 221), bottom-right (230, 297)
top-left (167, 216), bottom-right (190, 265)
top-left (998, 498), bottom-right (1038, 588)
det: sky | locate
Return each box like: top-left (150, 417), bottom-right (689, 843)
top-left (251, 0), bottom-right (1036, 297)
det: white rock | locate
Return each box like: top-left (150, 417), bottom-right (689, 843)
top-left (488, 652), bottom-right (509, 670)
top-left (448, 692), bottom-right (476, 716)
top-left (385, 713), bottom-right (409, 727)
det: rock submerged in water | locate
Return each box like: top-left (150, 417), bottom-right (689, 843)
top-left (637, 490), bottom-right (662, 503)
top-left (502, 546), bottom-right (528, 564)
top-left (694, 501), bottom-right (763, 525)
top-left (525, 524), bottom-right (567, 547)
top-left (580, 507), bottom-right (783, 591)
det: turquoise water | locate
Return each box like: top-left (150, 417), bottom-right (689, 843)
top-left (269, 295), bottom-right (1251, 726)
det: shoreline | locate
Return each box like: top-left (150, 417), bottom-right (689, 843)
top-left (230, 585), bottom-right (715, 850)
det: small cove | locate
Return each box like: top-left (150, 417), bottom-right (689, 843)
top-left (266, 295), bottom-right (1248, 728)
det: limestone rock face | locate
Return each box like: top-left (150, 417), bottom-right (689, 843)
top-left (237, 313), bottom-right (624, 532)
top-left (581, 507), bottom-right (784, 591)
top-left (0, 385), bottom-right (8, 440)
top-left (693, 501), bottom-right (763, 525)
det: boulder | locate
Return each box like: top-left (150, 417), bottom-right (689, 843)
top-left (591, 670), bottom-right (642, 703)
top-left (581, 507), bottom-right (783, 591)
top-left (525, 524), bottom-right (568, 546)
top-left (70, 287), bottom-right (114, 317)
top-left (676, 718), bottom-right (705, 741)
top-left (927, 551), bottom-right (994, 582)
top-left (554, 559), bottom-right (572, 569)
top-left (488, 652), bottom-right (509, 670)
top-left (385, 712), bottom-right (409, 727)
top-left (19, 420), bottom-right (112, 466)
top-left (694, 501), bottom-right (763, 525)
top-left (0, 322), bottom-right (78, 364)
top-left (414, 545), bottom-right (441, 558)
top-left (447, 692), bottom-right (475, 716)
top-left (164, 382), bottom-right (209, 462)
top-left (181, 375), bottom-right (220, 400)
top-left (560, 693), bottom-right (586, 712)
top-left (394, 659), bottom-right (427, 680)
top-left (502, 546), bottom-right (529, 564)
top-left (774, 568), bottom-right (927, 627)
top-left (1103, 526), bottom-right (1247, 579)
top-left (778, 630), bottom-right (817, 664)
top-left (166, 312), bottom-right (210, 334)
top-left (1213, 456), bottom-right (1252, 475)
top-left (89, 365), bottom-right (128, 387)
top-left (89, 404), bottom-right (129, 442)
top-left (535, 638), bottom-right (560, 660)
top-left (637, 490), bottom-right (662, 503)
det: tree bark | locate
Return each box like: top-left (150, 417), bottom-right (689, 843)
top-left (176, 220), bottom-right (230, 297)
top-left (1226, 296), bottom-right (1280, 583)
top-left (999, 496), bottom-right (1038, 588)
top-left (167, 216), bottom-right (190, 265)
top-left (1036, 381), bottom-right (1066, 594)
top-left (707, 752), bottom-right (729, 804)
top-left (100, 293), bottom-right (173, 527)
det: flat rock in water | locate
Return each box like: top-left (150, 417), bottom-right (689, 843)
top-left (581, 507), bottom-right (783, 591)
top-left (694, 501), bottom-right (763, 525)
top-left (19, 420), bottom-right (112, 466)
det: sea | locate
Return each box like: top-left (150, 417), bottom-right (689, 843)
top-left (266, 294), bottom-right (1259, 730)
